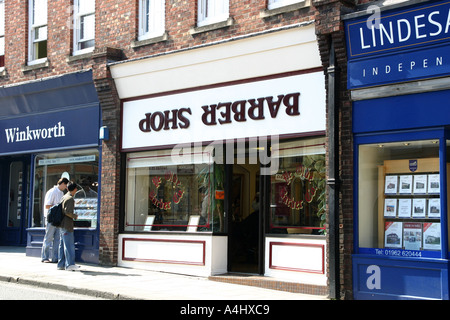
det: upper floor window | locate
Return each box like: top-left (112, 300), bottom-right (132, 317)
top-left (28, 0), bottom-right (47, 65)
top-left (197, 0), bottom-right (229, 27)
top-left (138, 0), bottom-right (165, 41)
top-left (73, 0), bottom-right (95, 55)
top-left (268, 0), bottom-right (304, 10)
top-left (0, 0), bottom-right (5, 68)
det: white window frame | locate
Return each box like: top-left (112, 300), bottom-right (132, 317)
top-left (197, 0), bottom-right (229, 27)
top-left (73, 0), bottom-right (95, 56)
top-left (0, 0), bottom-right (4, 68)
top-left (138, 0), bottom-right (165, 41)
top-left (28, 0), bottom-right (47, 65)
top-left (268, 0), bottom-right (305, 10)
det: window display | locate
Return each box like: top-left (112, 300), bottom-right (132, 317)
top-left (269, 137), bottom-right (326, 235)
top-left (358, 140), bottom-right (444, 253)
top-left (125, 148), bottom-right (225, 232)
top-left (32, 149), bottom-right (99, 228)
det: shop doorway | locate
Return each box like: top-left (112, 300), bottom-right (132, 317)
top-left (0, 156), bottom-right (30, 246)
top-left (227, 148), bottom-right (262, 274)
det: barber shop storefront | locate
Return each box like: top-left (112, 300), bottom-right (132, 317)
top-left (0, 71), bottom-right (102, 264)
top-left (111, 25), bottom-right (328, 290)
top-left (346, 0), bottom-right (450, 299)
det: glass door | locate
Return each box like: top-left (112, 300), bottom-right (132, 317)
top-left (0, 157), bottom-right (30, 246)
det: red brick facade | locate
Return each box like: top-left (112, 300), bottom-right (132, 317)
top-left (0, 0), bottom-right (367, 299)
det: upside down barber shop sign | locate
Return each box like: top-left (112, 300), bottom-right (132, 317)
top-left (121, 72), bottom-right (325, 151)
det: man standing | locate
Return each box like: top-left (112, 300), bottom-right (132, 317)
top-left (58, 181), bottom-right (80, 271)
top-left (41, 177), bottom-right (69, 263)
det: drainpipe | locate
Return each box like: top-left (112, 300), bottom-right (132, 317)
top-left (327, 38), bottom-right (340, 299)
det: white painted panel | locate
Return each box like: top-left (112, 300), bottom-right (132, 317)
top-left (110, 24), bottom-right (320, 99)
top-left (123, 238), bottom-right (205, 265)
top-left (270, 242), bottom-right (324, 273)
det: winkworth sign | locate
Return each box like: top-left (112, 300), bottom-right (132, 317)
top-left (345, 0), bottom-right (450, 88)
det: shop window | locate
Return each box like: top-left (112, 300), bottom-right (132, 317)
top-left (73, 0), bottom-right (95, 55)
top-left (138, 0), bottom-right (165, 41)
top-left (32, 149), bottom-right (99, 228)
top-left (358, 140), bottom-right (443, 253)
top-left (0, 0), bottom-right (4, 68)
top-left (125, 148), bottom-right (225, 232)
top-left (28, 0), bottom-right (47, 64)
top-left (268, 0), bottom-right (305, 10)
top-left (269, 137), bottom-right (326, 235)
top-left (197, 0), bottom-right (229, 27)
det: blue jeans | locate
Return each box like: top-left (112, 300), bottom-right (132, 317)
top-left (57, 228), bottom-right (76, 269)
top-left (41, 222), bottom-right (60, 262)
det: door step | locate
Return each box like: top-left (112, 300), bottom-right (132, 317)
top-left (208, 273), bottom-right (328, 296)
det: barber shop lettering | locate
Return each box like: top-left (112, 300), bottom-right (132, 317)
top-left (149, 170), bottom-right (185, 211)
top-left (137, 92), bottom-right (301, 133)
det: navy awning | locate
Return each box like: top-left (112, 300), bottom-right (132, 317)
top-left (0, 71), bottom-right (101, 156)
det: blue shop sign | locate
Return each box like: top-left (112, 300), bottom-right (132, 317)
top-left (0, 104), bottom-right (100, 156)
top-left (346, 0), bottom-right (450, 59)
top-left (348, 42), bottom-right (450, 88)
top-left (345, 0), bottom-right (450, 89)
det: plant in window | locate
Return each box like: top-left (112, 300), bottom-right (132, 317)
top-left (302, 155), bottom-right (326, 233)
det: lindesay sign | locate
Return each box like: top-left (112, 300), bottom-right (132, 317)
top-left (121, 72), bottom-right (326, 151)
top-left (345, 0), bottom-right (450, 88)
top-left (346, 0), bottom-right (450, 58)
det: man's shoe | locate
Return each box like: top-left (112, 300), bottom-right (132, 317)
top-left (66, 265), bottom-right (81, 271)
top-left (41, 259), bottom-right (50, 263)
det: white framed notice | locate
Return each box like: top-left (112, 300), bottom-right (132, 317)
top-left (423, 223), bottom-right (441, 250)
top-left (399, 175), bottom-right (413, 194)
top-left (384, 175), bottom-right (398, 194)
top-left (187, 215), bottom-right (201, 232)
top-left (428, 198), bottom-right (440, 218)
top-left (412, 199), bottom-right (426, 218)
top-left (413, 175), bottom-right (427, 194)
top-left (428, 174), bottom-right (440, 194)
top-left (398, 198), bottom-right (412, 218)
top-left (143, 215), bottom-right (155, 231)
top-left (403, 222), bottom-right (422, 251)
top-left (384, 199), bottom-right (397, 218)
top-left (385, 221), bottom-right (402, 249)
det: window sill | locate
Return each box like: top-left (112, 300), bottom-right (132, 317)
top-left (22, 59), bottom-right (50, 72)
top-left (189, 17), bottom-right (234, 35)
top-left (260, 0), bottom-right (311, 18)
top-left (67, 51), bottom-right (93, 63)
top-left (132, 32), bottom-right (169, 49)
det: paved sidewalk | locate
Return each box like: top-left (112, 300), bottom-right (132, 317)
top-left (0, 247), bottom-right (328, 301)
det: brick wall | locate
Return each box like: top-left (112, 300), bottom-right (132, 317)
top-left (313, 0), bottom-right (356, 300)
top-left (1, 0), bottom-right (360, 290)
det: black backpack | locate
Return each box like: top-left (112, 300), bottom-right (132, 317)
top-left (47, 202), bottom-right (64, 227)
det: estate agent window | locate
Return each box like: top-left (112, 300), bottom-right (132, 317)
top-left (28, 0), bottom-right (47, 64)
top-left (357, 139), bottom-right (449, 253)
top-left (32, 149), bottom-right (99, 228)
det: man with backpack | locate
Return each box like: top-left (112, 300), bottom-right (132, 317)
top-left (41, 177), bottom-right (69, 263)
top-left (57, 181), bottom-right (80, 271)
